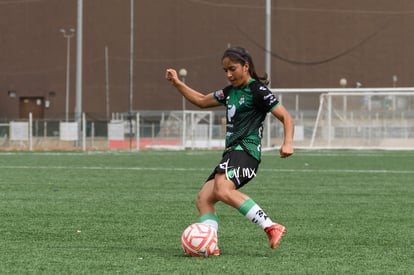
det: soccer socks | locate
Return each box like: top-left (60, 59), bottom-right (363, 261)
top-left (199, 199), bottom-right (274, 231)
top-left (238, 198), bottom-right (274, 229)
top-left (199, 213), bottom-right (219, 232)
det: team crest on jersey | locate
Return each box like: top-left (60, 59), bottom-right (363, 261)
top-left (214, 90), bottom-right (225, 100)
top-left (239, 94), bottom-right (245, 105)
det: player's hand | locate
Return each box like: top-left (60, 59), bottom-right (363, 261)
top-left (165, 68), bottom-right (179, 84)
top-left (279, 143), bottom-right (293, 158)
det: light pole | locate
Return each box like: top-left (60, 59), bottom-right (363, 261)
top-left (391, 75), bottom-right (398, 110)
top-left (179, 68), bottom-right (187, 111)
top-left (392, 75), bottom-right (398, 87)
top-left (60, 28), bottom-right (75, 122)
top-left (75, 0), bottom-right (83, 148)
top-left (339, 78), bottom-right (348, 118)
top-left (265, 0), bottom-right (271, 86)
top-left (339, 78), bottom-right (347, 88)
top-left (179, 68), bottom-right (187, 149)
top-left (128, 0), bottom-right (135, 151)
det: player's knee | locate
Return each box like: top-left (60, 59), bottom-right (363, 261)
top-left (213, 186), bottom-right (232, 204)
top-left (196, 190), bottom-right (212, 209)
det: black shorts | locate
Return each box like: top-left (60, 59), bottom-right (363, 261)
top-left (206, 150), bottom-right (259, 189)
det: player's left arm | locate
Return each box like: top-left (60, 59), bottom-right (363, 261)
top-left (271, 104), bottom-right (294, 158)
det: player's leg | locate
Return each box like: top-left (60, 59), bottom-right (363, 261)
top-left (197, 151), bottom-right (286, 249)
top-left (196, 179), bottom-right (221, 255)
top-left (236, 193), bottom-right (287, 249)
top-left (213, 173), bottom-right (275, 229)
top-left (214, 175), bottom-right (286, 249)
top-left (211, 173), bottom-right (248, 208)
top-left (196, 179), bottom-right (219, 232)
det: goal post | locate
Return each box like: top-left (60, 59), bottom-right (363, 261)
top-left (263, 87), bottom-right (414, 151)
top-left (310, 90), bottom-right (414, 149)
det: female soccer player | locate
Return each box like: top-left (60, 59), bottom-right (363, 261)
top-left (165, 46), bottom-right (294, 254)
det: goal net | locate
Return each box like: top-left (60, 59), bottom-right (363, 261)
top-left (156, 110), bottom-right (216, 149)
top-left (310, 91), bottom-right (414, 149)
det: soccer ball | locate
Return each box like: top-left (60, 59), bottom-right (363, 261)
top-left (181, 223), bottom-right (218, 257)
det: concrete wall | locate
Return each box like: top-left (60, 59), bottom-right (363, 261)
top-left (1, 0), bottom-right (413, 120)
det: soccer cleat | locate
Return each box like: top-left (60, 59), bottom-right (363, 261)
top-left (264, 223), bottom-right (286, 249)
top-left (212, 247), bottom-right (220, 256)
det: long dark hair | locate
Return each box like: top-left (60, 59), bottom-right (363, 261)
top-left (222, 46), bottom-right (269, 85)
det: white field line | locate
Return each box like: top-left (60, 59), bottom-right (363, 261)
top-left (0, 165), bottom-right (413, 174)
top-left (1, 151), bottom-right (413, 160)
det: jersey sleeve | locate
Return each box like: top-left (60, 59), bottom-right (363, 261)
top-left (213, 86), bottom-right (231, 106)
top-left (251, 82), bottom-right (279, 113)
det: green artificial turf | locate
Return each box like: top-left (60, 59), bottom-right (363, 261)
top-left (0, 150), bottom-right (413, 274)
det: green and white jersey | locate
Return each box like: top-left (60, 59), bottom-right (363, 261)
top-left (213, 79), bottom-right (279, 161)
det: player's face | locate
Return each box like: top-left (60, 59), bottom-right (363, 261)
top-left (222, 57), bottom-right (250, 87)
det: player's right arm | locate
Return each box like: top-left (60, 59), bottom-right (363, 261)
top-left (165, 68), bottom-right (220, 108)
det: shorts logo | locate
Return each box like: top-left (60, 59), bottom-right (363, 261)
top-left (220, 159), bottom-right (257, 182)
top-left (227, 168), bottom-right (236, 179)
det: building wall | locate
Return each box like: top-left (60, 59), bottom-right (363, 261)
top-left (1, 0), bottom-right (413, 120)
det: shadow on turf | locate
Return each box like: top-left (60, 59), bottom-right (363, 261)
top-left (171, 248), bottom-right (274, 258)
